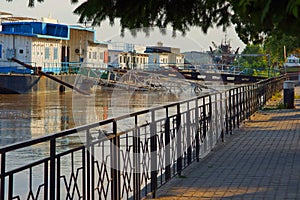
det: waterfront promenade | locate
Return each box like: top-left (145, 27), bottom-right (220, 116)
top-left (153, 87), bottom-right (300, 199)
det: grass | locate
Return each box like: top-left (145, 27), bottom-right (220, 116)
top-left (262, 91), bottom-right (285, 110)
top-left (272, 91), bottom-right (282, 99)
top-left (276, 103), bottom-right (286, 109)
top-left (262, 91), bottom-right (300, 110)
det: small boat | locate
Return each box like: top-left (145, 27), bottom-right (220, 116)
top-left (284, 55), bottom-right (300, 81)
top-left (284, 55), bottom-right (300, 71)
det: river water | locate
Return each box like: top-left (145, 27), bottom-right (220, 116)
top-left (0, 86), bottom-right (196, 146)
top-left (0, 83), bottom-right (232, 199)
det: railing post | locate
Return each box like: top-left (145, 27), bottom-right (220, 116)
top-left (202, 97), bottom-right (207, 152)
top-left (86, 130), bottom-right (91, 200)
top-left (220, 93), bottom-right (225, 142)
top-left (229, 90), bottom-right (233, 134)
top-left (50, 138), bottom-right (56, 200)
top-left (164, 108), bottom-right (171, 181)
top-left (236, 87), bottom-right (242, 128)
top-left (225, 91), bottom-right (229, 135)
top-left (81, 149), bottom-right (87, 200)
top-left (56, 157), bottom-right (60, 199)
top-left (203, 97), bottom-right (207, 139)
top-left (44, 161), bottom-right (48, 200)
top-left (91, 137), bottom-right (95, 200)
top-left (150, 110), bottom-right (158, 198)
top-left (250, 85), bottom-right (254, 115)
top-left (111, 121), bottom-right (120, 200)
top-left (208, 95), bottom-right (213, 149)
top-left (0, 153), bottom-right (5, 200)
top-left (186, 102), bottom-right (192, 165)
top-left (214, 93), bottom-right (219, 142)
top-left (232, 88), bottom-right (236, 129)
top-left (133, 116), bottom-right (141, 200)
top-left (242, 86), bottom-right (246, 121)
top-left (195, 98), bottom-right (200, 162)
top-left (176, 104), bottom-right (182, 176)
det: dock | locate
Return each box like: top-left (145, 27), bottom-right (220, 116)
top-left (153, 87), bottom-right (300, 199)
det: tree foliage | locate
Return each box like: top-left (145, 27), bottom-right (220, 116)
top-left (10, 0), bottom-right (300, 44)
top-left (237, 44), bottom-right (268, 69)
top-left (264, 34), bottom-right (300, 64)
top-left (231, 0), bottom-right (300, 44)
top-left (72, 0), bottom-right (232, 37)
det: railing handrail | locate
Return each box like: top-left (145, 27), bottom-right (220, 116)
top-left (0, 75), bottom-right (286, 153)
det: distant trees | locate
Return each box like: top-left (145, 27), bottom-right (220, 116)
top-left (18, 0), bottom-right (300, 44)
top-left (264, 34), bottom-right (300, 63)
top-left (235, 34), bottom-right (300, 71)
top-left (237, 44), bottom-right (269, 69)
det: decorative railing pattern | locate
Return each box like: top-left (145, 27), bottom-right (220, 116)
top-left (0, 76), bottom-right (285, 200)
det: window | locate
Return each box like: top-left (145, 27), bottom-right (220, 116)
top-left (89, 52), bottom-right (92, 59)
top-left (45, 47), bottom-right (50, 59)
top-left (0, 44), bottom-right (2, 58)
top-left (93, 52), bottom-right (97, 59)
top-left (53, 47), bottom-right (58, 60)
top-left (100, 52), bottom-right (104, 60)
top-left (19, 49), bottom-right (24, 54)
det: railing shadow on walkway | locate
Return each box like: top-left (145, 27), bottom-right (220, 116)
top-left (0, 76), bottom-right (285, 200)
top-left (153, 105), bottom-right (300, 199)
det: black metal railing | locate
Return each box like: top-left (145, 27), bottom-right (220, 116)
top-left (0, 76), bottom-right (285, 200)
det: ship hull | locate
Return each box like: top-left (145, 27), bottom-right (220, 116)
top-left (0, 74), bottom-right (77, 94)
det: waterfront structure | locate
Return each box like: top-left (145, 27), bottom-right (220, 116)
top-left (0, 13), bottom-right (108, 93)
top-left (0, 15), bottom-right (108, 73)
top-left (145, 42), bottom-right (185, 68)
top-left (107, 42), bottom-right (149, 69)
top-left (107, 42), bottom-right (185, 70)
top-left (183, 51), bottom-right (213, 65)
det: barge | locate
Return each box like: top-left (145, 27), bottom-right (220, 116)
top-left (0, 12), bottom-right (108, 94)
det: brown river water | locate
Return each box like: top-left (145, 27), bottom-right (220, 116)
top-left (0, 86), bottom-right (192, 146)
top-left (0, 84), bottom-right (230, 199)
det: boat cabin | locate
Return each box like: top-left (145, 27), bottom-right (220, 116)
top-left (0, 16), bottom-right (108, 74)
top-left (284, 55), bottom-right (300, 67)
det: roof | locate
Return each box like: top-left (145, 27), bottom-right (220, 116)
top-left (1, 16), bottom-right (37, 22)
top-left (0, 11), bottom-right (12, 16)
top-left (0, 21), bottom-right (69, 39)
top-left (0, 16), bottom-right (104, 44)
top-left (144, 46), bottom-right (172, 53)
top-left (287, 55), bottom-right (299, 60)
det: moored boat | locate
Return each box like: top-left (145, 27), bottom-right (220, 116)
top-left (284, 55), bottom-right (300, 81)
top-left (0, 12), bottom-right (108, 94)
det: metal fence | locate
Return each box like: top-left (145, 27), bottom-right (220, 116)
top-left (0, 76), bottom-right (285, 200)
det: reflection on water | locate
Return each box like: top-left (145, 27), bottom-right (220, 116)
top-left (0, 86), bottom-right (193, 146)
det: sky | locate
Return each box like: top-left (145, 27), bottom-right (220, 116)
top-left (1, 0), bottom-right (246, 52)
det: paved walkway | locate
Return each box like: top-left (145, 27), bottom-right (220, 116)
top-left (152, 87), bottom-right (300, 199)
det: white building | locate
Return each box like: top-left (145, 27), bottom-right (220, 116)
top-left (144, 42), bottom-right (184, 67)
top-left (107, 42), bottom-right (149, 69)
